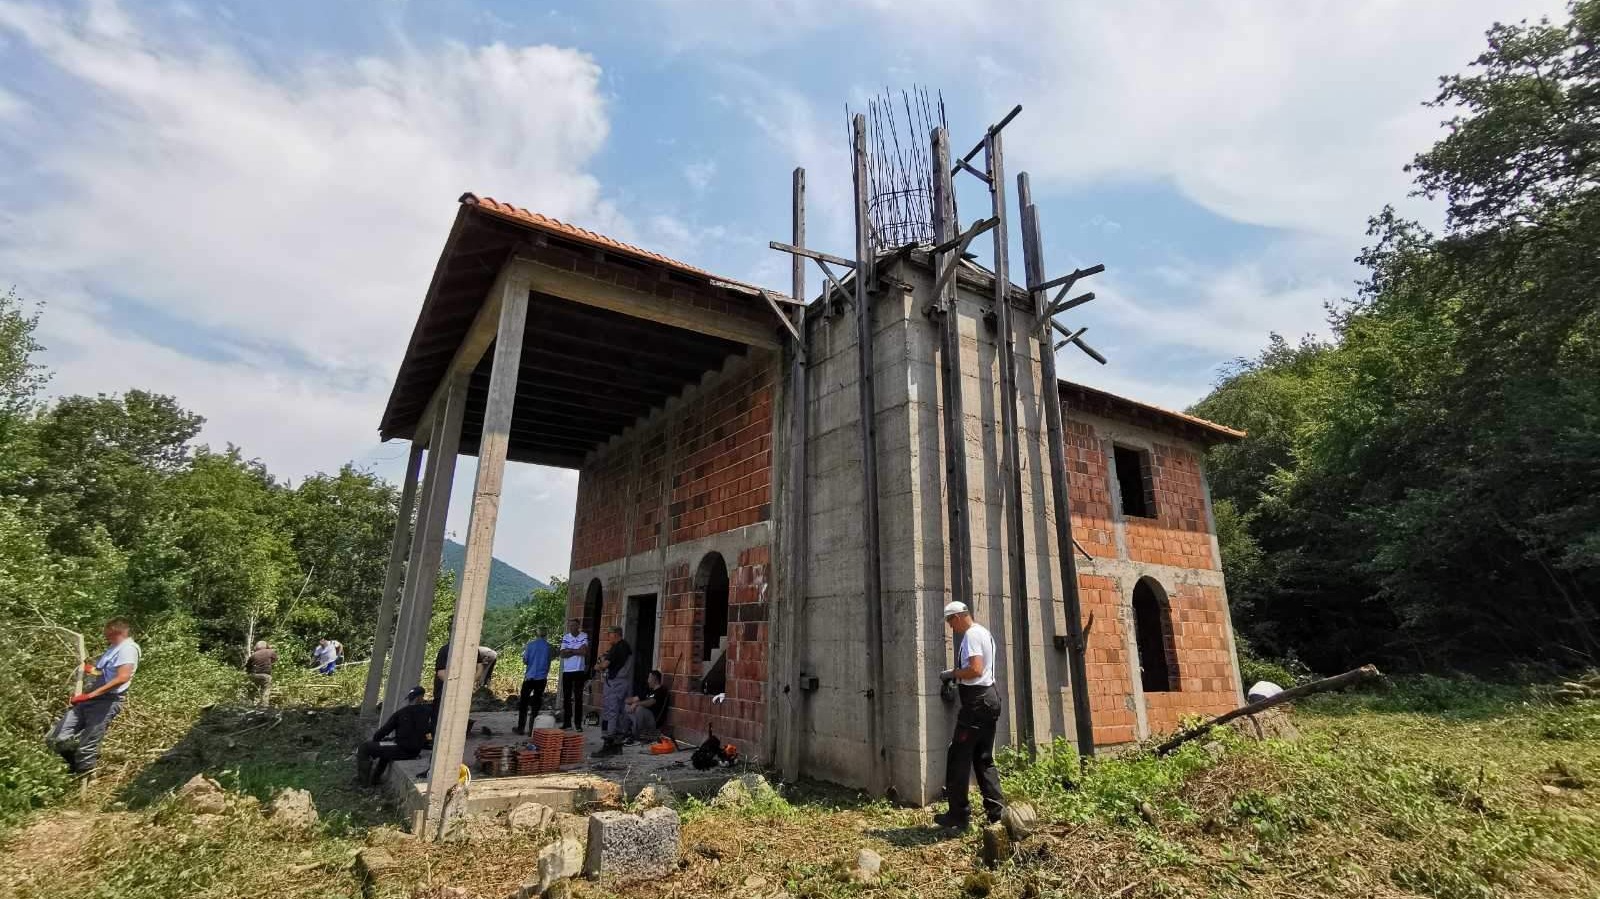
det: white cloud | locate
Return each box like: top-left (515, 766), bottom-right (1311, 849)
top-left (682, 159), bottom-right (717, 193)
top-left (0, 84), bottom-right (24, 120)
top-left (0, 0), bottom-right (615, 575)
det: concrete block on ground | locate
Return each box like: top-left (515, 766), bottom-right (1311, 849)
top-left (518, 834), bottom-right (584, 898)
top-left (507, 802), bottom-right (556, 834)
top-left (583, 807), bottom-right (681, 882)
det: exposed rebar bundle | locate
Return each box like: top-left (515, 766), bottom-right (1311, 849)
top-left (850, 87), bottom-right (946, 252)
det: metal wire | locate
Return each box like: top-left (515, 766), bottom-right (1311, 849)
top-left (848, 86), bottom-right (947, 252)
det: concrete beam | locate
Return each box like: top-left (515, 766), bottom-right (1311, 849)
top-left (425, 268), bottom-right (530, 832)
top-left (508, 258), bottom-right (780, 351)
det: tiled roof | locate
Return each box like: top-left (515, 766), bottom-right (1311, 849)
top-left (460, 193), bottom-right (763, 292)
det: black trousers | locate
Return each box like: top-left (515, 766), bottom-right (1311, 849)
top-left (560, 670), bottom-right (588, 728)
top-left (356, 740), bottom-right (420, 785)
top-left (517, 677), bottom-right (548, 731)
top-left (945, 684), bottom-right (1006, 822)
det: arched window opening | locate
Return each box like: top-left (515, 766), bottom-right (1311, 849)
top-left (696, 552), bottom-right (730, 663)
top-left (583, 578), bottom-right (604, 670)
top-left (1132, 577), bottom-right (1179, 693)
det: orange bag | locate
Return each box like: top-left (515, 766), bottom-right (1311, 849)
top-left (649, 736), bottom-right (675, 755)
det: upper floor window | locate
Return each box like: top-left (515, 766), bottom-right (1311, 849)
top-left (1114, 445), bottom-right (1157, 519)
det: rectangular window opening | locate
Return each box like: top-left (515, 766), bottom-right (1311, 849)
top-left (1114, 445), bottom-right (1157, 519)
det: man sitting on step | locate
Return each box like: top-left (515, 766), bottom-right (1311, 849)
top-left (356, 686), bottom-right (434, 786)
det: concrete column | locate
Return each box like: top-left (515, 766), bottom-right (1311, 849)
top-left (425, 274), bottom-right (529, 832)
top-left (382, 376), bottom-right (467, 722)
top-left (362, 443), bottom-right (425, 717)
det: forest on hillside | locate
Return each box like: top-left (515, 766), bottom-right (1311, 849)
top-left (1192, 2), bottom-right (1599, 675)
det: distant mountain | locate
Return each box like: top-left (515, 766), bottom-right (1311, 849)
top-left (439, 539), bottom-right (550, 609)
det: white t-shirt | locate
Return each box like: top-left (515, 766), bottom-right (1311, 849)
top-left (94, 638), bottom-right (141, 695)
top-left (957, 624), bottom-right (996, 687)
top-left (560, 632), bottom-right (589, 673)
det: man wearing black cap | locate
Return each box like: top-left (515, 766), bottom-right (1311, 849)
top-left (935, 601), bottom-right (1007, 829)
top-left (356, 686), bottom-right (434, 786)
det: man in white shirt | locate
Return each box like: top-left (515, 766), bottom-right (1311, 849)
top-left (559, 618), bottom-right (590, 729)
top-left (934, 601), bottom-right (1007, 829)
top-left (48, 618), bottom-right (141, 775)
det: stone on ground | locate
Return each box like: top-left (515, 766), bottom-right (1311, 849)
top-left (356, 847), bottom-right (403, 897)
top-left (507, 802), bottom-right (556, 834)
top-left (849, 847), bottom-right (883, 883)
top-left (632, 783), bottom-right (676, 810)
top-left (712, 773), bottom-right (775, 809)
top-left (583, 807), bottom-right (681, 882)
top-left (573, 780), bottom-right (624, 812)
top-left (175, 774), bottom-right (228, 815)
top-left (268, 787), bottom-right (319, 830)
top-left (1000, 803), bottom-right (1037, 842)
top-left (518, 835), bottom-right (584, 898)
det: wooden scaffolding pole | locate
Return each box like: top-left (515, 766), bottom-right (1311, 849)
top-left (363, 443), bottom-right (424, 717)
top-left (777, 166), bottom-right (810, 783)
top-left (1017, 173), bottom-right (1096, 760)
top-left (985, 128), bottom-right (1038, 755)
top-left (852, 114), bottom-right (889, 794)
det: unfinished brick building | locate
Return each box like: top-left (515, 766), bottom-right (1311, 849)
top-left (369, 102), bottom-right (1246, 832)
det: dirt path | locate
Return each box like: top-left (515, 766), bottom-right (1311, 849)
top-left (0, 807), bottom-right (123, 893)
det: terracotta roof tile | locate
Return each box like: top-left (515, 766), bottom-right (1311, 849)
top-left (461, 193), bottom-right (762, 292)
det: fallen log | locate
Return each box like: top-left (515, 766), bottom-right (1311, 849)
top-left (1154, 664), bottom-right (1382, 756)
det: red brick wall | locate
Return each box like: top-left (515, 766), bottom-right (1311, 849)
top-left (1143, 584), bottom-right (1237, 734)
top-left (1123, 442), bottom-right (1216, 570)
top-left (570, 452), bottom-right (630, 570)
top-left (1064, 420), bottom-right (1118, 558)
top-left (656, 545), bottom-right (770, 747)
top-left (569, 363), bottom-right (773, 572)
top-left (668, 368), bottom-right (773, 544)
top-left (1077, 573), bottom-right (1138, 745)
top-left (631, 431), bottom-right (668, 555)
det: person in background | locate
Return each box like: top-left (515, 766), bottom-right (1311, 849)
top-left (934, 601), bottom-right (1007, 829)
top-left (333, 639), bottom-right (345, 666)
top-left (356, 686), bottom-right (434, 786)
top-left (244, 640), bottom-right (277, 708)
top-left (47, 619), bottom-right (141, 776)
top-left (559, 618), bottom-right (589, 730)
top-left (620, 669), bottom-right (670, 742)
top-left (595, 626), bottom-right (633, 735)
top-left (515, 628), bottom-right (552, 735)
top-left (475, 645), bottom-right (499, 691)
top-left (313, 638), bottom-right (337, 675)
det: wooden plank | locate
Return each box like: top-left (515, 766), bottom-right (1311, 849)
top-left (932, 125), bottom-right (974, 628)
top-left (362, 443), bottom-right (423, 717)
top-left (777, 166), bottom-right (808, 784)
top-left (509, 258), bottom-right (781, 350)
top-left (410, 258), bottom-right (528, 440)
top-left (1019, 175), bottom-right (1095, 761)
top-left (851, 114), bottom-right (888, 796)
top-left (425, 269), bottom-right (530, 834)
top-left (987, 128), bottom-right (1037, 756)
top-left (380, 375), bottom-right (466, 723)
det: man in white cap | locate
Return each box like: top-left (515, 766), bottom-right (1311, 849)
top-left (934, 601), bottom-right (1006, 829)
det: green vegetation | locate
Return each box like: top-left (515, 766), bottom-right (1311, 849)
top-left (1192, 1), bottom-right (1600, 674)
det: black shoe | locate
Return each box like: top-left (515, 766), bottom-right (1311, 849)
top-left (933, 809), bottom-right (970, 830)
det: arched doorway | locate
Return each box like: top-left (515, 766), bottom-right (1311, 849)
top-left (582, 578), bottom-right (604, 670)
top-left (696, 552), bottom-right (730, 665)
top-left (1132, 577), bottom-right (1179, 693)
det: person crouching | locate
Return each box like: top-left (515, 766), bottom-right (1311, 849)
top-left (357, 686), bottom-right (433, 786)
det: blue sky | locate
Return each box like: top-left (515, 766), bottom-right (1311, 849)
top-left (0, 0), bottom-right (1563, 577)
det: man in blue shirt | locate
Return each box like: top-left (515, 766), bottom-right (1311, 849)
top-left (48, 618), bottom-right (140, 775)
top-left (515, 628), bottom-right (553, 735)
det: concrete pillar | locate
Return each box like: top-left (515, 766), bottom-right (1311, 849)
top-left (425, 273), bottom-right (529, 832)
top-left (381, 376), bottom-right (467, 722)
top-left (362, 442), bottom-right (425, 717)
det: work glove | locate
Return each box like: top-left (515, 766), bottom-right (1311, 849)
top-left (939, 669), bottom-right (956, 684)
top-left (70, 693), bottom-right (90, 705)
